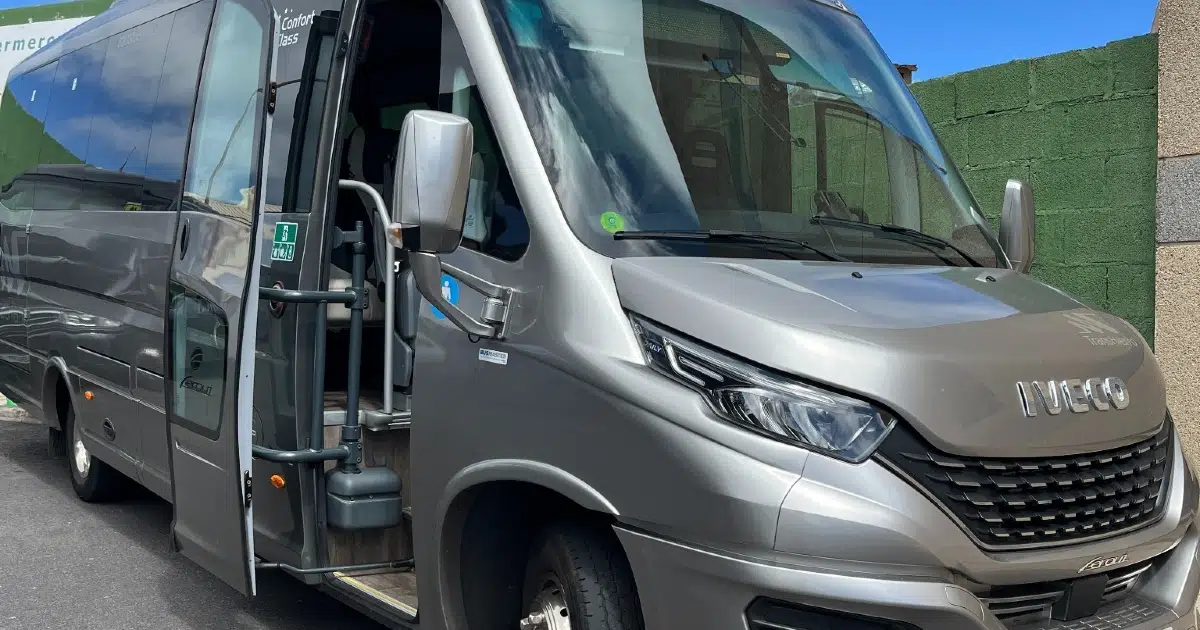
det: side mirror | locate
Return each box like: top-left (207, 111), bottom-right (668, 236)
top-left (999, 179), bottom-right (1036, 273)
top-left (391, 110), bottom-right (473, 253)
top-left (387, 110), bottom-right (512, 339)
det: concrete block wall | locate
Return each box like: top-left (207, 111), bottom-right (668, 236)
top-left (911, 34), bottom-right (1160, 344)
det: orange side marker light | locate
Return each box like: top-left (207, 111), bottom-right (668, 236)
top-left (270, 474), bottom-right (286, 489)
top-left (83, 391), bottom-right (94, 401)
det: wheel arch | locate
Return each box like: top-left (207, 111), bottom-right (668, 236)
top-left (39, 355), bottom-right (76, 432)
top-left (434, 460), bottom-right (625, 630)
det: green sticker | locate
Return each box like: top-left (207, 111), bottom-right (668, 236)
top-left (271, 222), bottom-right (299, 262)
top-left (600, 211), bottom-right (625, 234)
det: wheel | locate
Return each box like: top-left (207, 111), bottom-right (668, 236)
top-left (519, 521), bottom-right (644, 630)
top-left (65, 406), bottom-right (124, 502)
top-left (48, 427), bottom-right (66, 458)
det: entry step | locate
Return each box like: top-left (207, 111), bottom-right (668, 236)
top-left (323, 391), bottom-right (412, 431)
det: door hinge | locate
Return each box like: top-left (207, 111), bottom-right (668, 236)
top-left (267, 82), bottom-right (278, 114)
top-left (243, 471), bottom-right (253, 508)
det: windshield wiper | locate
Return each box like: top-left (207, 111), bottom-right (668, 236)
top-left (810, 215), bottom-right (983, 267)
top-left (613, 229), bottom-right (852, 263)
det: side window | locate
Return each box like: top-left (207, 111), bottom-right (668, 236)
top-left (36, 44), bottom-right (106, 212)
top-left (437, 20), bottom-right (529, 262)
top-left (0, 79), bottom-right (9, 185)
top-left (169, 285), bottom-right (228, 432)
top-left (1, 63), bottom-right (56, 208)
top-left (0, 70), bottom-right (42, 189)
top-left (143, 1), bottom-right (214, 212)
top-left (85, 14), bottom-right (175, 212)
top-left (266, 5), bottom-right (339, 214)
top-left (182, 0), bottom-right (268, 219)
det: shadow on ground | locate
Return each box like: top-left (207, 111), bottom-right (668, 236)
top-left (0, 420), bottom-right (387, 630)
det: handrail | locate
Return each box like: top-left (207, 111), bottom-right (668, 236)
top-left (253, 444), bottom-right (349, 463)
top-left (254, 221), bottom-right (369, 472)
top-left (252, 181), bottom-right (397, 472)
top-left (260, 286), bottom-right (356, 304)
top-left (338, 179), bottom-right (395, 415)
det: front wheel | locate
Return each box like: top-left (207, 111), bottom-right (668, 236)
top-left (520, 521), bottom-right (644, 630)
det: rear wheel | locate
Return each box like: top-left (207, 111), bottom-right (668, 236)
top-left (65, 406), bottom-right (124, 502)
top-left (519, 521), bottom-right (643, 630)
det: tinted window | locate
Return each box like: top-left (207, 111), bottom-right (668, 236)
top-left (261, 1), bottom-right (340, 213)
top-left (0, 69), bottom-right (52, 189)
top-left (36, 45), bottom-right (106, 211)
top-left (0, 80), bottom-right (8, 182)
top-left (183, 0), bottom-right (267, 218)
top-left (169, 287), bottom-right (228, 432)
top-left (82, 14), bottom-right (175, 212)
top-left (143, 1), bottom-right (214, 212)
top-left (0, 62), bottom-right (56, 205)
top-left (439, 22), bottom-right (530, 261)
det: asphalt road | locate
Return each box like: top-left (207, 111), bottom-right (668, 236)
top-left (0, 411), bottom-right (387, 630)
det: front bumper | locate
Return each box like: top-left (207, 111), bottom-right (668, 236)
top-left (616, 522), bottom-right (1200, 630)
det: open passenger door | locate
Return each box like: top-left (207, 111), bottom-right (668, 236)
top-left (164, 0), bottom-right (278, 596)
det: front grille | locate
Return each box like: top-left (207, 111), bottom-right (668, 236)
top-left (1004, 597), bottom-right (1168, 630)
top-left (979, 559), bottom-right (1154, 622)
top-left (876, 421), bottom-right (1172, 549)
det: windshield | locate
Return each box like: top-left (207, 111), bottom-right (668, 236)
top-left (482, 0), bottom-right (1007, 267)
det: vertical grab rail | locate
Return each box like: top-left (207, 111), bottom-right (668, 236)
top-left (336, 179), bottom-right (394, 416)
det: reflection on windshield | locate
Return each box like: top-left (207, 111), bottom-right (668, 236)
top-left (484, 0), bottom-right (1007, 267)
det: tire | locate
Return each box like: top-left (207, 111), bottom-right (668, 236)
top-left (65, 406), bottom-right (124, 502)
top-left (520, 520), bottom-right (644, 630)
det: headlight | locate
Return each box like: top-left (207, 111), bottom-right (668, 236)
top-left (630, 314), bottom-right (895, 463)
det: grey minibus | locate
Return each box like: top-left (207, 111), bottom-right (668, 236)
top-left (0, 0), bottom-right (1196, 628)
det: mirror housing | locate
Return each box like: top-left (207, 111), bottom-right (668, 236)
top-left (393, 109), bottom-right (473, 254)
top-left (999, 179), bottom-right (1036, 273)
top-left (391, 110), bottom-right (512, 339)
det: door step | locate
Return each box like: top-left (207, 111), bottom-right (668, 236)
top-left (323, 408), bottom-right (411, 430)
top-left (323, 391), bottom-right (412, 430)
top-left (331, 569), bottom-right (418, 618)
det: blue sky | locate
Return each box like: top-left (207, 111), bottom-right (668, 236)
top-left (853, 0), bottom-right (1160, 81)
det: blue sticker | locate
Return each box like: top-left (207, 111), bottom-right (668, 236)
top-left (432, 274), bottom-right (459, 319)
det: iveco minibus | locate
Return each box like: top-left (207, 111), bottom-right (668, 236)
top-left (0, 0), bottom-right (1195, 628)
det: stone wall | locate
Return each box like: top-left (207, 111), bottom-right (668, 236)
top-left (1151, 0), bottom-right (1200, 464)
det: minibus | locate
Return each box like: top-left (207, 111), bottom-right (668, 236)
top-left (0, 0), bottom-right (1195, 628)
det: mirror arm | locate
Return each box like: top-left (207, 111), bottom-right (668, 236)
top-left (442, 262), bottom-right (508, 300)
top-left (443, 262), bottom-right (514, 338)
top-left (409, 252), bottom-right (507, 339)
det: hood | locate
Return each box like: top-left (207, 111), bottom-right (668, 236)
top-left (611, 257), bottom-right (1166, 458)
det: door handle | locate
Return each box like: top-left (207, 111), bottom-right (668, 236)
top-left (179, 219), bottom-right (190, 259)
